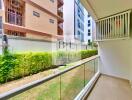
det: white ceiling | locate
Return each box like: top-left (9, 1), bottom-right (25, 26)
top-left (81, 0), bottom-right (132, 20)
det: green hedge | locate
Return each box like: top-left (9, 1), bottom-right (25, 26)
top-left (0, 50), bottom-right (97, 83)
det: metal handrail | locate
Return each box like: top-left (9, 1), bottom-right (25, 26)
top-left (0, 55), bottom-right (99, 100)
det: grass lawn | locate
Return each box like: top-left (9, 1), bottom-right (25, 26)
top-left (9, 63), bottom-right (95, 100)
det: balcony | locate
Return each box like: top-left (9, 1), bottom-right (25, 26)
top-left (58, 0), bottom-right (64, 8)
top-left (95, 10), bottom-right (131, 41)
top-left (86, 75), bottom-right (132, 100)
top-left (0, 56), bottom-right (99, 100)
top-left (58, 9), bottom-right (63, 18)
top-left (58, 26), bottom-right (63, 35)
top-left (0, 54), bottom-right (132, 100)
top-left (6, 11), bottom-right (23, 26)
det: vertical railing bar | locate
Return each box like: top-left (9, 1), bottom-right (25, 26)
top-left (108, 18), bottom-right (109, 39)
top-left (125, 13), bottom-right (128, 37)
top-left (115, 17), bottom-right (117, 37)
top-left (120, 15), bottom-right (122, 38)
top-left (98, 21), bottom-right (101, 40)
top-left (60, 75), bottom-right (62, 100)
top-left (103, 20), bottom-right (105, 39)
top-left (111, 17), bottom-right (113, 39)
top-left (119, 15), bottom-right (121, 38)
top-left (94, 58), bottom-right (96, 74)
top-left (96, 22), bottom-right (99, 40)
top-left (101, 20), bottom-right (104, 40)
top-left (128, 12), bottom-right (130, 37)
top-left (106, 19), bottom-right (108, 39)
top-left (109, 18), bottom-right (111, 38)
top-left (122, 14), bottom-right (125, 37)
top-left (84, 63), bottom-right (86, 87)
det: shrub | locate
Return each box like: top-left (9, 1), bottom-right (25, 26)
top-left (0, 50), bottom-right (98, 83)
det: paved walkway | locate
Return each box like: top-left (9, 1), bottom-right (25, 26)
top-left (87, 75), bottom-right (132, 100)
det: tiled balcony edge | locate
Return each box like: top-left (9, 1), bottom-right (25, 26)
top-left (75, 71), bottom-right (101, 100)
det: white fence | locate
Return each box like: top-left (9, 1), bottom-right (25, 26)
top-left (0, 36), bottom-right (89, 54)
top-left (96, 10), bottom-right (131, 41)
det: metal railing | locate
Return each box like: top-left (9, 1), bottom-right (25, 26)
top-left (6, 11), bottom-right (23, 26)
top-left (96, 10), bottom-right (131, 41)
top-left (0, 55), bottom-right (99, 100)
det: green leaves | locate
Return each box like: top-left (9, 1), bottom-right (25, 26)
top-left (0, 50), bottom-right (98, 84)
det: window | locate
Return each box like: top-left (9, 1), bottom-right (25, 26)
top-left (78, 8), bottom-right (80, 17)
top-left (33, 11), bottom-right (40, 17)
top-left (88, 39), bottom-right (91, 45)
top-left (6, 0), bottom-right (24, 26)
top-left (80, 33), bottom-right (84, 42)
top-left (49, 19), bottom-right (54, 24)
top-left (88, 14), bottom-right (90, 17)
top-left (88, 20), bottom-right (91, 27)
top-left (77, 30), bottom-right (80, 37)
top-left (50, 0), bottom-right (54, 3)
top-left (88, 29), bottom-right (91, 36)
top-left (81, 23), bottom-right (84, 31)
top-left (77, 19), bottom-right (80, 28)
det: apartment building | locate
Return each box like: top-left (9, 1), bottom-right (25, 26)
top-left (63, 0), bottom-right (85, 43)
top-left (64, 0), bottom-right (95, 44)
top-left (84, 9), bottom-right (96, 45)
top-left (0, 0), bottom-right (63, 41)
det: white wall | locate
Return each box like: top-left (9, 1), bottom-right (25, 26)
top-left (0, 36), bottom-right (88, 54)
top-left (63, 0), bottom-right (75, 43)
top-left (98, 39), bottom-right (132, 81)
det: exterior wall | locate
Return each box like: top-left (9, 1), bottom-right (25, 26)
top-left (0, 36), bottom-right (88, 54)
top-left (98, 40), bottom-right (132, 81)
top-left (31, 0), bottom-right (57, 15)
top-left (25, 3), bottom-right (57, 36)
top-left (74, 0), bottom-right (84, 43)
top-left (84, 8), bottom-right (96, 44)
top-left (1, 0), bottom-right (61, 41)
top-left (26, 33), bottom-right (54, 41)
top-left (63, 0), bottom-right (85, 43)
top-left (63, 0), bottom-right (75, 42)
top-left (64, 0), bottom-right (95, 44)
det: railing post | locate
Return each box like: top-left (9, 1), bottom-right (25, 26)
top-left (84, 63), bottom-right (86, 87)
top-left (94, 58), bottom-right (96, 74)
top-left (60, 75), bottom-right (62, 100)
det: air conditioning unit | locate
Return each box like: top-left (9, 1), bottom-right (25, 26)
top-left (11, 0), bottom-right (20, 8)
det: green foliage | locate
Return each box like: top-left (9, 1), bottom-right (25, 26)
top-left (80, 50), bottom-right (98, 59)
top-left (0, 50), bottom-right (98, 84)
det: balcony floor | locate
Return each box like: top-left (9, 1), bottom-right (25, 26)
top-left (87, 75), bottom-right (132, 100)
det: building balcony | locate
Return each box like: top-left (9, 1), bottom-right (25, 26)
top-left (86, 75), bottom-right (132, 100)
top-left (5, 11), bottom-right (24, 26)
top-left (58, 9), bottom-right (63, 18)
top-left (58, 0), bottom-right (64, 8)
top-left (95, 10), bottom-right (131, 41)
top-left (0, 55), bottom-right (132, 100)
top-left (58, 25), bottom-right (63, 35)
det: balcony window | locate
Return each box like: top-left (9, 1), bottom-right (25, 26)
top-left (5, 0), bottom-right (24, 26)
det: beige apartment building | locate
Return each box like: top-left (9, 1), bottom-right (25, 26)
top-left (0, 0), bottom-right (63, 41)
